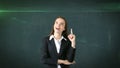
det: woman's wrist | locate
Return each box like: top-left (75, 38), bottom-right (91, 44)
top-left (71, 41), bottom-right (76, 48)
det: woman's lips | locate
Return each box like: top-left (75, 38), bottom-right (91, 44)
top-left (56, 28), bottom-right (60, 30)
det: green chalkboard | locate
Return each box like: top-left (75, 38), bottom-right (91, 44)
top-left (0, 12), bottom-right (120, 68)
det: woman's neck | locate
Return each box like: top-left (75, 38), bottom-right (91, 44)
top-left (53, 33), bottom-right (62, 40)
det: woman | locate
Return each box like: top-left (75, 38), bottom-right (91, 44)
top-left (41, 16), bottom-right (76, 68)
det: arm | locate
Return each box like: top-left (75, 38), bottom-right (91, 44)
top-left (67, 33), bottom-right (76, 62)
top-left (66, 41), bottom-right (76, 62)
top-left (58, 59), bottom-right (75, 65)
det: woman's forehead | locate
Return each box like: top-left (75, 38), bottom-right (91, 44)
top-left (55, 18), bottom-right (65, 23)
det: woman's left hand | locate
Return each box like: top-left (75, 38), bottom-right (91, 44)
top-left (58, 59), bottom-right (75, 65)
top-left (68, 34), bottom-right (76, 48)
top-left (63, 60), bottom-right (75, 65)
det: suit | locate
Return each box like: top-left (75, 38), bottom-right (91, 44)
top-left (41, 36), bottom-right (76, 68)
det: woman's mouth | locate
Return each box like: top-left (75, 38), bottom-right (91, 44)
top-left (56, 28), bottom-right (60, 30)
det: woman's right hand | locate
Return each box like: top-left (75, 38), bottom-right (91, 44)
top-left (63, 60), bottom-right (75, 65)
top-left (58, 59), bottom-right (75, 65)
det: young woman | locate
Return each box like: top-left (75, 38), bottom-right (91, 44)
top-left (41, 16), bottom-right (76, 68)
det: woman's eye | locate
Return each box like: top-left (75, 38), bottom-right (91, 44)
top-left (60, 23), bottom-right (64, 26)
top-left (55, 22), bottom-right (58, 24)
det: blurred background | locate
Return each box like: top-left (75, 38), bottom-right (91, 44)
top-left (0, 0), bottom-right (120, 68)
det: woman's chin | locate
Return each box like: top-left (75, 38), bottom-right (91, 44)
top-left (54, 31), bottom-right (61, 34)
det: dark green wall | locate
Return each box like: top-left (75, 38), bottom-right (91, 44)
top-left (0, 12), bottom-right (120, 68)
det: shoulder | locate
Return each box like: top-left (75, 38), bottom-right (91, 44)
top-left (64, 37), bottom-right (71, 43)
top-left (42, 36), bottom-right (50, 45)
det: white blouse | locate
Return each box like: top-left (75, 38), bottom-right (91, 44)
top-left (49, 35), bottom-right (66, 68)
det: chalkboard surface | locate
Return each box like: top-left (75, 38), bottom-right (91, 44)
top-left (0, 12), bottom-right (120, 68)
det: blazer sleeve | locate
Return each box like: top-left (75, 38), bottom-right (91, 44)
top-left (66, 40), bottom-right (76, 62)
top-left (41, 37), bottom-right (58, 65)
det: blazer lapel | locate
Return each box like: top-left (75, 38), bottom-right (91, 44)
top-left (59, 39), bottom-right (66, 55)
top-left (50, 38), bottom-right (58, 56)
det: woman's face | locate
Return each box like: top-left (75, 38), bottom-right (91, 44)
top-left (54, 18), bottom-right (65, 34)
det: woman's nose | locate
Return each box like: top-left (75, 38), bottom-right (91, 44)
top-left (56, 24), bottom-right (60, 27)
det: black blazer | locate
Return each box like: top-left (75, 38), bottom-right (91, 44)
top-left (41, 36), bottom-right (76, 68)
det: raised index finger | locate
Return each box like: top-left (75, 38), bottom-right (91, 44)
top-left (70, 28), bottom-right (73, 34)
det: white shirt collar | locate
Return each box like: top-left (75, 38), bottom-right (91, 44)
top-left (49, 35), bottom-right (67, 41)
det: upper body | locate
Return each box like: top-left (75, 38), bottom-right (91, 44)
top-left (41, 16), bottom-right (76, 68)
top-left (41, 35), bottom-right (76, 68)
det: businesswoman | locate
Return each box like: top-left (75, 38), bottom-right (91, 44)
top-left (41, 16), bottom-right (76, 68)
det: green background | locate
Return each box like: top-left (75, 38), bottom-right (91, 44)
top-left (0, 0), bottom-right (120, 68)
